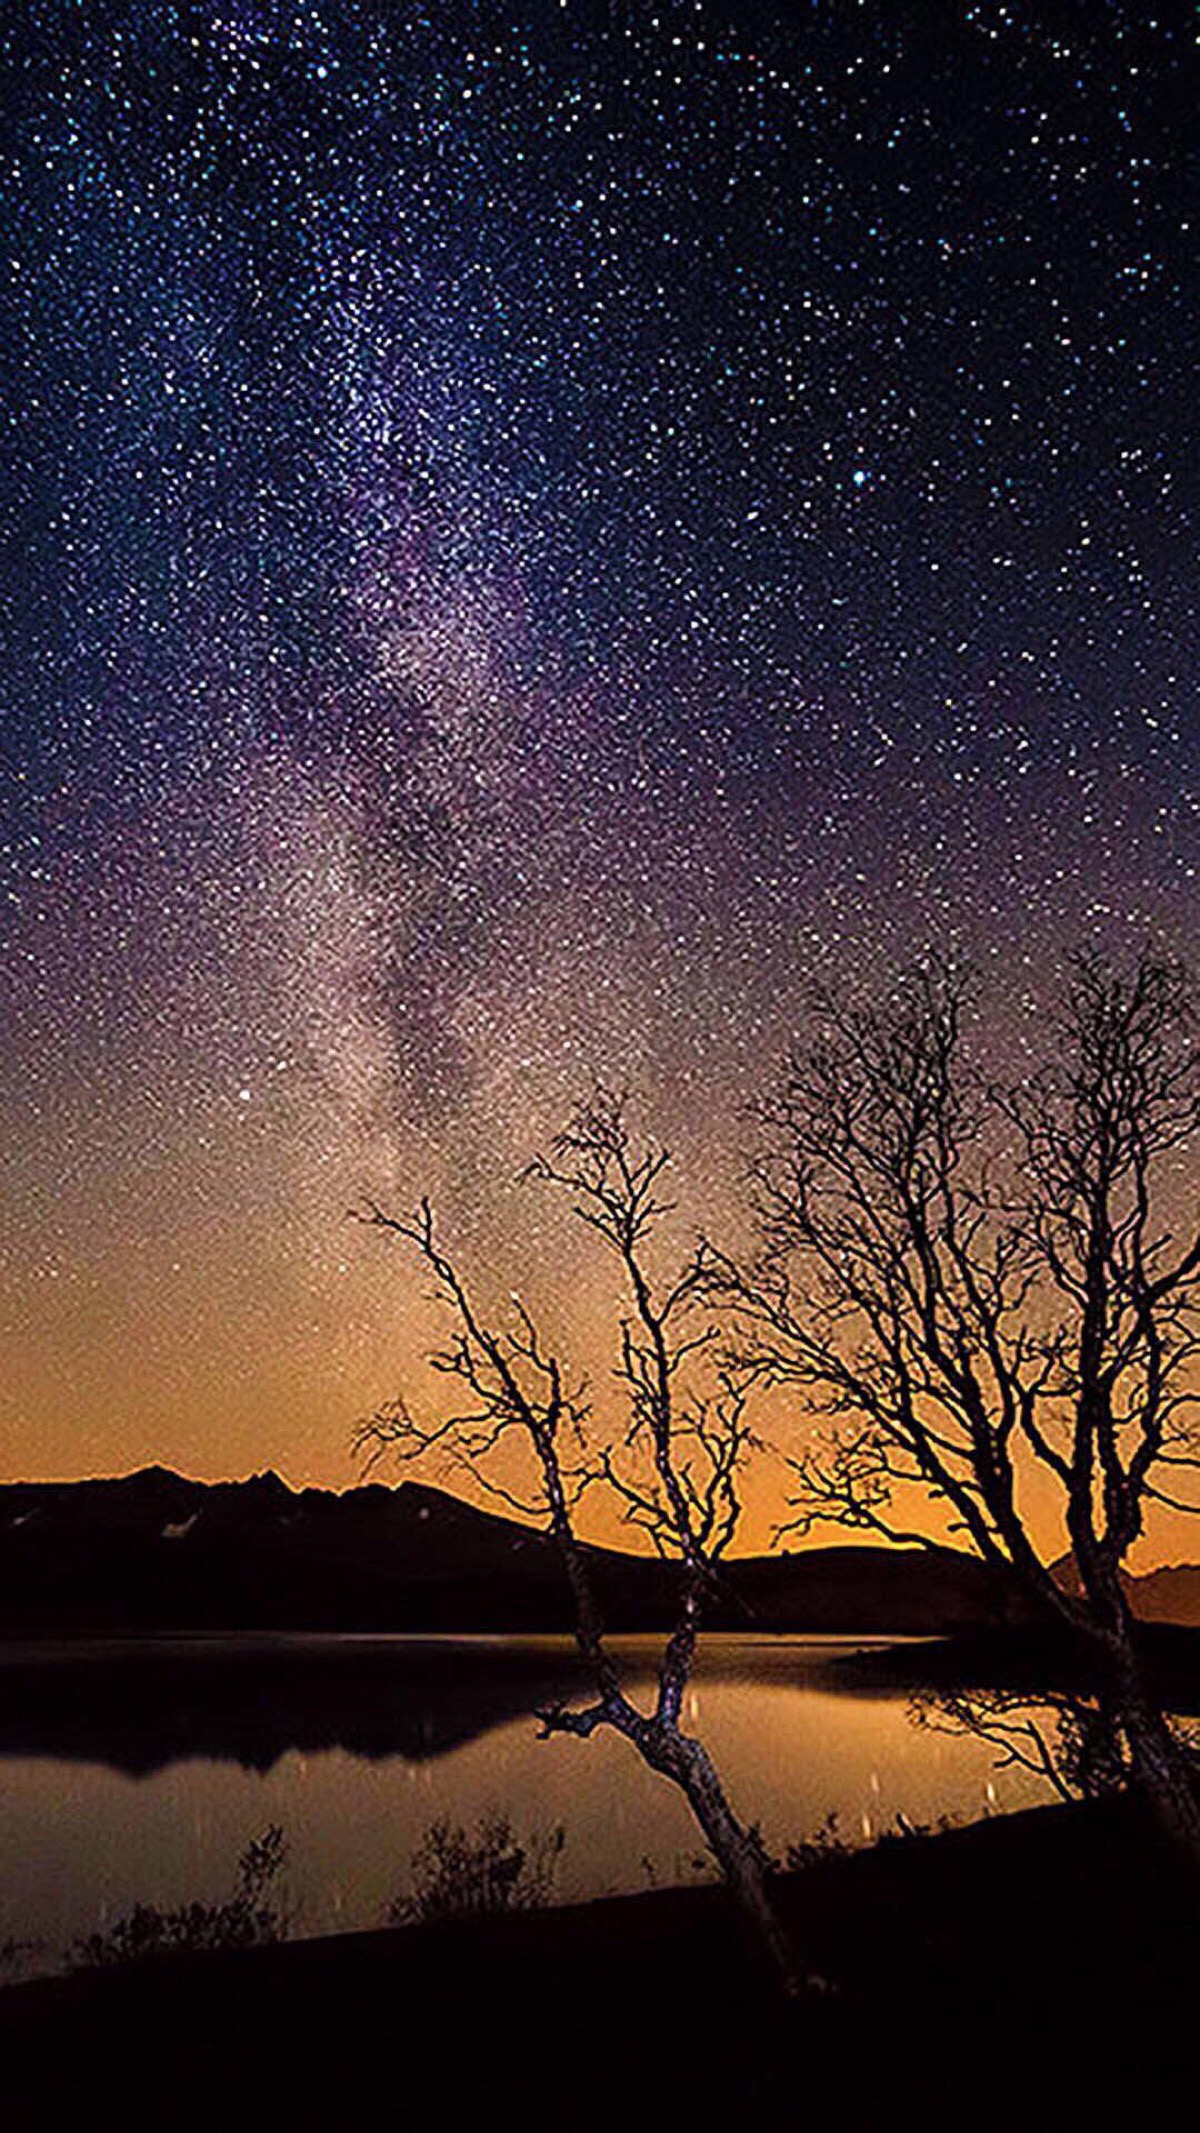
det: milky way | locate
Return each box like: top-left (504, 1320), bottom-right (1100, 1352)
top-left (2, 2), bottom-right (1195, 1510)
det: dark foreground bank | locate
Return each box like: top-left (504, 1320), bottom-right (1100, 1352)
top-left (2, 1794), bottom-right (1196, 2131)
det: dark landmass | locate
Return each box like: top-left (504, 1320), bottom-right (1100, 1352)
top-left (837, 1621), bottom-right (1200, 1716)
top-left (0, 1465), bottom-right (1030, 1635)
top-left (1, 1794), bottom-right (1194, 2131)
top-left (1051, 1546), bottom-right (1200, 1626)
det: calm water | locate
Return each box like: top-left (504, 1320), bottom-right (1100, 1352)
top-left (0, 1635), bottom-right (1050, 1976)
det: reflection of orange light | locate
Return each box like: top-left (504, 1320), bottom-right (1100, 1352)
top-left (0, 1641), bottom-right (1054, 1949)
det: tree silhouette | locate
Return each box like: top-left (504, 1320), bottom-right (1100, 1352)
top-left (355, 1087), bottom-right (809, 1993)
top-left (718, 952), bottom-right (1200, 1866)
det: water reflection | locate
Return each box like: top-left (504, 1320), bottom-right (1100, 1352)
top-left (0, 1636), bottom-right (593, 1773)
top-left (0, 1634), bottom-right (920, 1775)
top-left (0, 1637), bottom-right (1050, 1973)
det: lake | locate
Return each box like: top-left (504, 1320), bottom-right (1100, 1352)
top-left (0, 1634), bottom-right (1050, 1976)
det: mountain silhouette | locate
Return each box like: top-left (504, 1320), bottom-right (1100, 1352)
top-left (0, 1466), bottom-right (1029, 1634)
top-left (1050, 1549), bottom-right (1200, 1627)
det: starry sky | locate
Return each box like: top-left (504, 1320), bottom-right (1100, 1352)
top-left (2, 1), bottom-right (1196, 1535)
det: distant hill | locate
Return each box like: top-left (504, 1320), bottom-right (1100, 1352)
top-left (1051, 1552), bottom-right (1200, 1627)
top-left (0, 1467), bottom-right (1029, 1636)
top-left (1124, 1565), bottom-right (1200, 1626)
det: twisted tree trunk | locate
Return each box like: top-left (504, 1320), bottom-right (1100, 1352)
top-left (1113, 1671), bottom-right (1200, 1880)
top-left (640, 1721), bottom-right (810, 1997)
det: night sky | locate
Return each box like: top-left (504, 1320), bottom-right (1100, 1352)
top-left (2, 2), bottom-right (1195, 1523)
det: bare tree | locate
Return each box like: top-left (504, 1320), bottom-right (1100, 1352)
top-left (355, 1088), bottom-right (808, 1993)
top-left (717, 952), bottom-right (1200, 1868)
top-left (909, 1684), bottom-right (1130, 1808)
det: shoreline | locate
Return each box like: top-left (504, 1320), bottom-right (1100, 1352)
top-left (2, 1793), bottom-right (1196, 2128)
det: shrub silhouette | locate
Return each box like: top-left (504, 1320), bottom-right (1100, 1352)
top-left (388, 1813), bottom-right (565, 1927)
top-left (69, 1825), bottom-right (290, 1969)
top-left (785, 1808), bottom-right (958, 1873)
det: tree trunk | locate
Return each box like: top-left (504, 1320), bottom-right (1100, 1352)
top-left (647, 1724), bottom-right (810, 1997)
top-left (1075, 1585), bottom-right (1200, 1880)
top-left (1117, 1682), bottom-right (1200, 1882)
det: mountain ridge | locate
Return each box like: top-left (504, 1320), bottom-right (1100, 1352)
top-left (2, 1466), bottom-right (1196, 1632)
top-left (0, 1464), bottom-right (1025, 1634)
